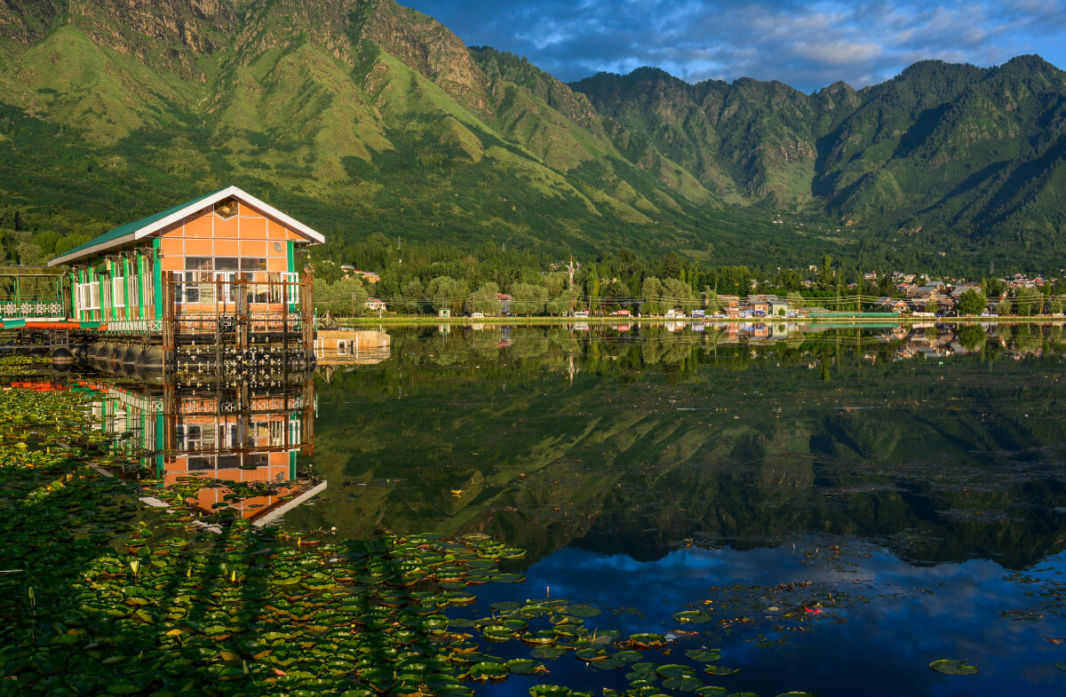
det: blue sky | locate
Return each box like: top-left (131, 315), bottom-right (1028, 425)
top-left (402, 0), bottom-right (1066, 92)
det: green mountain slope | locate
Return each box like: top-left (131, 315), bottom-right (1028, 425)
top-left (0, 0), bottom-right (1064, 269)
top-left (0, 0), bottom-right (755, 263)
top-left (571, 56), bottom-right (1066, 265)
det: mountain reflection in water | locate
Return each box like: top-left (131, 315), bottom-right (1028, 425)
top-left (290, 322), bottom-right (1066, 569)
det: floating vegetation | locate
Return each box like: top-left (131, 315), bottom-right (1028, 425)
top-left (0, 354), bottom-right (50, 376)
top-left (929, 659), bottom-right (980, 675)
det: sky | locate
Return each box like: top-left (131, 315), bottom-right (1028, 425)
top-left (401, 0), bottom-right (1066, 92)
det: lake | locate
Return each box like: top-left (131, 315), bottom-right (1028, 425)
top-left (286, 322), bottom-right (1066, 696)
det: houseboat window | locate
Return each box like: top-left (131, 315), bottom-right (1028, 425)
top-left (214, 197), bottom-right (239, 219)
top-left (143, 255), bottom-right (154, 309)
top-left (128, 273), bottom-right (139, 310)
top-left (216, 257), bottom-right (239, 271)
top-left (111, 277), bottom-right (126, 308)
top-left (241, 258), bottom-right (266, 271)
top-left (217, 454), bottom-right (241, 469)
top-left (244, 453), bottom-right (268, 469)
top-left (187, 257), bottom-right (213, 270)
top-left (77, 282), bottom-right (101, 311)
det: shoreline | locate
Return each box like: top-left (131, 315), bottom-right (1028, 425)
top-left (337, 314), bottom-right (1066, 326)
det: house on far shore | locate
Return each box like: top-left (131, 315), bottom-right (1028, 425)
top-left (717, 295), bottom-right (741, 317)
top-left (874, 297), bottom-right (909, 314)
top-left (745, 294), bottom-right (789, 317)
top-left (364, 297), bottom-right (386, 312)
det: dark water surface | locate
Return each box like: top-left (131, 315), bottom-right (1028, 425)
top-left (290, 323), bottom-right (1066, 696)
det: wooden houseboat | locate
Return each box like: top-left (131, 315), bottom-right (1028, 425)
top-left (39, 186), bottom-right (323, 377)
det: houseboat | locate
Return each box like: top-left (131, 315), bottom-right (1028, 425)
top-left (38, 186), bottom-right (323, 378)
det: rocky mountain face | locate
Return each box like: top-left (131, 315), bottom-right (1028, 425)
top-left (0, 0), bottom-right (1064, 267)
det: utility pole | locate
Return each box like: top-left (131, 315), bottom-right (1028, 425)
top-left (568, 255), bottom-right (575, 317)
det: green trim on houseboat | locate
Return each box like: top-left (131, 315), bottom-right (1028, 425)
top-left (152, 239), bottom-right (162, 320)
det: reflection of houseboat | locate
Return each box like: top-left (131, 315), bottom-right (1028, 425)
top-left (313, 329), bottom-right (391, 366)
top-left (84, 377), bottom-right (321, 526)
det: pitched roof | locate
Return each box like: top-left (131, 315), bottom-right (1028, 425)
top-left (48, 185), bottom-right (325, 267)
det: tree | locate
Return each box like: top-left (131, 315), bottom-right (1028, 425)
top-left (546, 295), bottom-right (569, 316)
top-left (955, 288), bottom-right (987, 316)
top-left (818, 254), bottom-right (834, 287)
top-left (786, 291), bottom-right (806, 310)
top-left (468, 282), bottom-right (502, 315)
top-left (642, 277), bottom-right (663, 315)
top-left (315, 260), bottom-right (344, 285)
top-left (401, 278), bottom-right (426, 314)
top-left (511, 282), bottom-right (548, 316)
top-left (427, 276), bottom-right (469, 315)
top-left (662, 278), bottom-right (698, 311)
top-left (703, 287), bottom-right (721, 312)
top-left (1014, 286), bottom-right (1041, 316)
top-left (314, 277), bottom-right (367, 316)
top-left (995, 299), bottom-right (1013, 316)
top-left (983, 277), bottom-right (1007, 299)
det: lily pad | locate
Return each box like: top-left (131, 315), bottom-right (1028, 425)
top-left (704, 665), bottom-right (740, 676)
top-left (929, 659), bottom-right (979, 675)
top-left (530, 686), bottom-right (592, 697)
top-left (468, 661), bottom-right (508, 681)
top-left (505, 658), bottom-right (544, 675)
top-left (564, 603), bottom-right (602, 618)
top-left (686, 648), bottom-right (722, 663)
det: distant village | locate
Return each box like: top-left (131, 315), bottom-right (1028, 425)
top-left (328, 264), bottom-right (1060, 319)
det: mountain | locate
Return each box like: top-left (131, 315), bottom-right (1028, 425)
top-left (0, 0), bottom-right (1064, 270)
top-left (571, 55), bottom-right (1066, 266)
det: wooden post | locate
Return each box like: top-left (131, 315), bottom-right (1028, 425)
top-left (301, 270), bottom-right (314, 363)
top-left (161, 271), bottom-right (175, 380)
top-left (236, 277), bottom-right (249, 352)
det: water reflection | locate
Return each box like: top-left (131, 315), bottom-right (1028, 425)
top-left (85, 376), bottom-right (320, 525)
top-left (288, 323), bottom-right (1066, 571)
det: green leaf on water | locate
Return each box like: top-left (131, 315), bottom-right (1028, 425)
top-left (705, 665), bottom-right (740, 676)
top-left (686, 648), bottom-right (722, 662)
top-left (564, 603), bottom-right (601, 618)
top-left (929, 659), bottom-right (979, 675)
top-left (658, 664), bottom-right (696, 679)
top-left (467, 661), bottom-right (508, 681)
top-left (505, 658), bottom-right (543, 675)
top-left (529, 686), bottom-right (592, 697)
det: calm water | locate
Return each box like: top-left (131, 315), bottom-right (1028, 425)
top-left (288, 322), bottom-right (1066, 696)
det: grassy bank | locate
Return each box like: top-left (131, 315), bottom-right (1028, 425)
top-left (338, 314), bottom-right (1066, 327)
